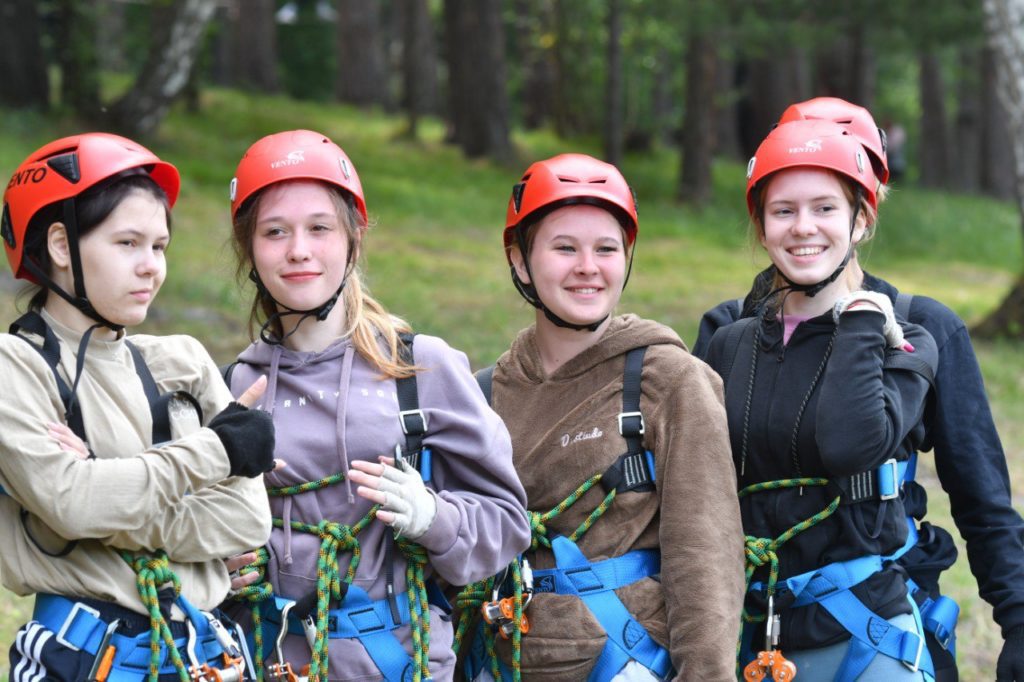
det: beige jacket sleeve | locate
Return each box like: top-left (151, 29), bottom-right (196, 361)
top-left (648, 352), bottom-right (744, 681)
top-left (0, 335), bottom-right (234, 542)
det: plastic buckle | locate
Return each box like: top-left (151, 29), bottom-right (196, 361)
top-left (879, 458), bottom-right (901, 501)
top-left (617, 411), bottom-right (645, 436)
top-left (56, 601), bottom-right (101, 652)
top-left (903, 631), bottom-right (924, 673)
top-left (399, 409), bottom-right (428, 434)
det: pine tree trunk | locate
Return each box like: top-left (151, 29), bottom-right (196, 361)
top-left (918, 51), bottom-right (951, 188)
top-left (230, 0), bottom-right (279, 92)
top-left (980, 46), bottom-right (1017, 199)
top-left (335, 0), bottom-right (390, 107)
top-left (401, 0), bottom-right (439, 137)
top-left (107, 0), bottom-right (217, 137)
top-left (679, 29), bottom-right (717, 205)
top-left (954, 48), bottom-right (982, 193)
top-left (976, 0), bottom-right (1024, 338)
top-left (0, 0), bottom-right (49, 109)
top-left (604, 0), bottom-right (624, 167)
top-left (445, 0), bottom-right (511, 161)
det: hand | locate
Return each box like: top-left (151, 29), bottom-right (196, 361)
top-left (225, 551), bottom-right (261, 592)
top-left (997, 625), bottom-right (1024, 681)
top-left (209, 376), bottom-right (278, 478)
top-left (833, 290), bottom-right (913, 351)
top-left (349, 456), bottom-right (437, 541)
top-left (48, 422), bottom-right (91, 459)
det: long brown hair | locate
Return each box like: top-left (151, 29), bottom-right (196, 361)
top-left (231, 181), bottom-right (417, 378)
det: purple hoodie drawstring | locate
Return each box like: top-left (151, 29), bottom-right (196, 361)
top-left (281, 496), bottom-right (294, 567)
top-left (337, 345), bottom-right (357, 504)
top-left (266, 345), bottom-right (297, 562)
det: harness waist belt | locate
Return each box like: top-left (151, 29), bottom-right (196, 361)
top-left (34, 593), bottom-right (229, 677)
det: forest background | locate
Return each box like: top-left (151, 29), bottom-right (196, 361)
top-left (1, 0), bottom-right (1022, 677)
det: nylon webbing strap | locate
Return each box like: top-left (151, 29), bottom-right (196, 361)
top-left (618, 346), bottom-right (646, 454)
top-left (10, 312), bottom-right (86, 439)
top-left (602, 347), bottom-right (655, 494)
top-left (395, 333), bottom-right (425, 470)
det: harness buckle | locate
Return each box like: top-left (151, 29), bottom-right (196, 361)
top-left (55, 601), bottom-right (101, 652)
top-left (85, 618), bottom-right (120, 682)
top-left (879, 458), bottom-right (901, 501)
top-left (617, 411), bottom-right (645, 436)
top-left (903, 630), bottom-right (924, 673)
top-left (399, 409), bottom-right (428, 434)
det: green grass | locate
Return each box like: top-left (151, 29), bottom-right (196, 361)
top-left (0, 86), bottom-right (1022, 678)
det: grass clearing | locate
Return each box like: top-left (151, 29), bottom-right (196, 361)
top-left (0, 87), bottom-right (1021, 678)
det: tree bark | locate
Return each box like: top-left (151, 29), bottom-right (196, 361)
top-left (953, 48), bottom-right (982, 193)
top-left (55, 0), bottom-right (101, 115)
top-left (980, 45), bottom-right (1016, 200)
top-left (918, 51), bottom-right (951, 188)
top-left (224, 0), bottom-right (279, 92)
top-left (604, 0), bottom-right (624, 167)
top-left (400, 0), bottom-right (439, 137)
top-left (977, 0), bottom-right (1024, 338)
top-left (444, 0), bottom-right (512, 161)
top-left (0, 0), bottom-right (49, 109)
top-left (335, 0), bottom-right (390, 107)
top-left (679, 28), bottom-right (717, 205)
top-left (739, 49), bottom-right (806, 158)
top-left (107, 0), bottom-right (217, 137)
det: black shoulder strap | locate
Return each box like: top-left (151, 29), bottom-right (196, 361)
top-left (719, 317), bottom-right (758, 393)
top-left (895, 292), bottom-right (913, 321)
top-left (883, 349), bottom-right (935, 388)
top-left (10, 311), bottom-right (86, 440)
top-left (395, 333), bottom-right (426, 465)
top-left (475, 364), bottom-right (495, 406)
top-left (601, 346), bottom-right (656, 495)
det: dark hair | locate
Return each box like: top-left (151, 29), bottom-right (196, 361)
top-left (21, 172), bottom-right (173, 310)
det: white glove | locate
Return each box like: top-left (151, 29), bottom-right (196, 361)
top-left (377, 457), bottom-right (438, 540)
top-left (833, 290), bottom-right (909, 350)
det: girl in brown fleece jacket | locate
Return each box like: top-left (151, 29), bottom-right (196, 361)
top-left (461, 154), bottom-right (744, 681)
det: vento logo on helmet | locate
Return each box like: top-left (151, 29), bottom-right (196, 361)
top-left (7, 166), bottom-right (48, 190)
top-left (788, 138), bottom-right (822, 154)
top-left (271, 150), bottom-right (305, 169)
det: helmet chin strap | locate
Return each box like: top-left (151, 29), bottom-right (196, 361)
top-left (25, 198), bottom-right (124, 332)
top-left (772, 187), bottom-right (864, 299)
top-left (251, 252), bottom-right (355, 345)
top-left (511, 226), bottom-right (634, 333)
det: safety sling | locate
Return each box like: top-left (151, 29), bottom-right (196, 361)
top-left (231, 333), bottom-right (443, 682)
top-left (5, 312), bottom-right (247, 681)
top-left (456, 347), bottom-right (672, 682)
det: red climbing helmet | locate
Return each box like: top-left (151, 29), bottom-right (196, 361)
top-left (230, 129), bottom-right (367, 224)
top-left (504, 153), bottom-right (638, 258)
top-left (2, 133), bottom-right (180, 282)
top-left (777, 97), bottom-right (889, 183)
top-left (746, 119), bottom-right (879, 217)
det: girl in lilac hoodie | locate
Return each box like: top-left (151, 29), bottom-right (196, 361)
top-left (223, 129), bottom-right (530, 682)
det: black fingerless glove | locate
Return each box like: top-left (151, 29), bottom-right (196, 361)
top-left (208, 402), bottom-right (275, 478)
top-left (997, 625), bottom-right (1024, 682)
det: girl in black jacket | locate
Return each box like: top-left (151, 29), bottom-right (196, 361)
top-left (704, 119), bottom-right (939, 681)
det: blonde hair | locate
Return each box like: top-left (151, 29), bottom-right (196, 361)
top-left (231, 182), bottom-right (417, 379)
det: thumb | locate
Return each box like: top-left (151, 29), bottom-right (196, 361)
top-left (236, 375), bottom-right (267, 408)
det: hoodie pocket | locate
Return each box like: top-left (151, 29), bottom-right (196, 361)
top-left (495, 592), bottom-right (606, 681)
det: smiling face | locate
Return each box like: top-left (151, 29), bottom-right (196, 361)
top-left (511, 204), bottom-right (627, 328)
top-left (760, 167), bottom-right (866, 296)
top-left (74, 190), bottom-right (169, 328)
top-left (251, 180), bottom-right (354, 315)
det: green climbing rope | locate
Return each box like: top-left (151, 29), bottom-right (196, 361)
top-left (454, 470), bottom-right (616, 682)
top-left (236, 470), bottom-right (433, 682)
top-left (119, 550), bottom-right (190, 682)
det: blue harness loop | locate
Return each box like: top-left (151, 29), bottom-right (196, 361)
top-left (530, 536), bottom-right (672, 681)
top-left (265, 585), bottom-right (428, 682)
top-left (751, 555), bottom-right (935, 681)
top-left (33, 593), bottom-right (232, 680)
